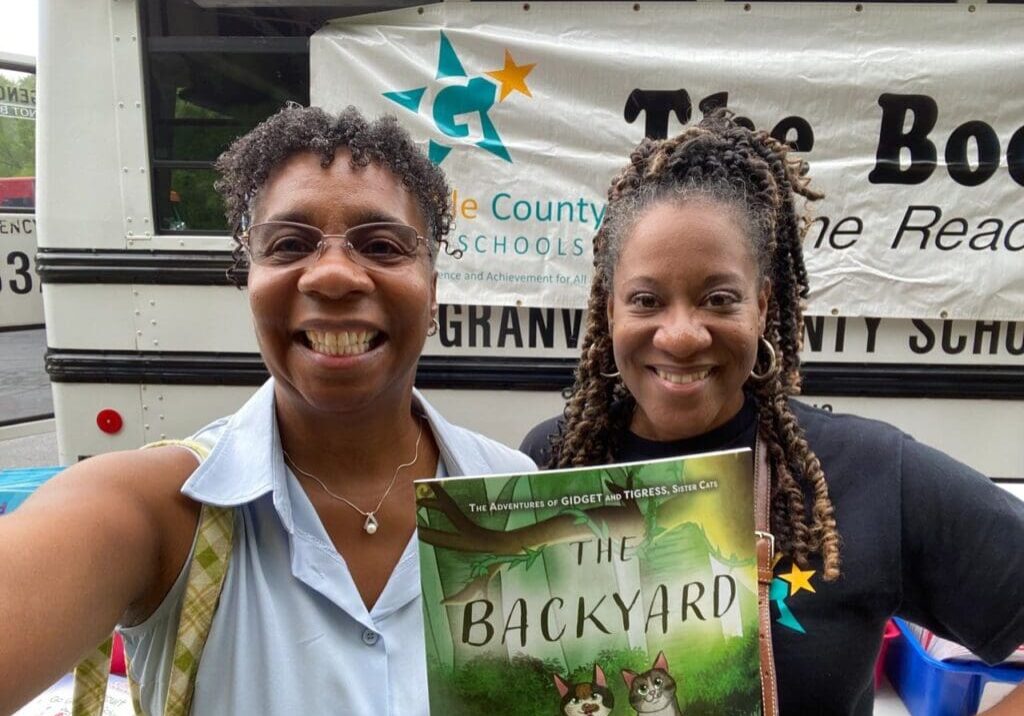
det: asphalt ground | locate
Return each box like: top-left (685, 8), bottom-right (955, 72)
top-left (0, 328), bottom-right (58, 468)
top-left (0, 328), bottom-right (51, 423)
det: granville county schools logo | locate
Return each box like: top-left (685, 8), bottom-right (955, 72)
top-left (384, 31), bottom-right (535, 165)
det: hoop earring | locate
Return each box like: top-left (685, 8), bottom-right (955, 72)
top-left (427, 317), bottom-right (439, 337)
top-left (599, 353), bottom-right (621, 378)
top-left (750, 336), bottom-right (778, 381)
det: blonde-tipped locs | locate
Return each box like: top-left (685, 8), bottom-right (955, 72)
top-left (552, 111), bottom-right (840, 581)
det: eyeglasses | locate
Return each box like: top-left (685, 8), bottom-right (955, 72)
top-left (241, 221), bottom-right (430, 269)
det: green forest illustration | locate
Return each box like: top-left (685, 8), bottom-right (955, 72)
top-left (416, 451), bottom-right (762, 715)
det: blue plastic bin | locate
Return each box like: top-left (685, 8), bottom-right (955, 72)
top-left (0, 467), bottom-right (63, 515)
top-left (885, 618), bottom-right (1024, 716)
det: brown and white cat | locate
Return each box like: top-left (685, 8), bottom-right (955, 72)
top-left (621, 651), bottom-right (683, 715)
top-left (553, 664), bottom-right (615, 716)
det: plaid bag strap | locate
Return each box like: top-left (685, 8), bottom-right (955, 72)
top-left (71, 438), bottom-right (220, 716)
top-left (71, 637), bottom-right (115, 716)
top-left (162, 502), bottom-right (234, 716)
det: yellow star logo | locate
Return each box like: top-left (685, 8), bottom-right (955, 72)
top-left (779, 564), bottom-right (817, 596)
top-left (486, 50), bottom-right (536, 102)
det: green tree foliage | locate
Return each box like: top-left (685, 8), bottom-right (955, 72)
top-left (427, 654), bottom-right (564, 716)
top-left (426, 643), bottom-right (759, 715)
top-left (678, 631), bottom-right (761, 715)
top-left (163, 167), bottom-right (225, 232)
top-left (0, 73), bottom-right (35, 179)
top-left (584, 642), bottom-right (758, 716)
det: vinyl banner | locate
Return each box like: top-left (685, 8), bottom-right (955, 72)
top-left (311, 3), bottom-right (1024, 319)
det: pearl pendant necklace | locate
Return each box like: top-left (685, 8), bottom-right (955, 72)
top-left (284, 417), bottom-right (425, 535)
top-left (363, 513), bottom-right (379, 535)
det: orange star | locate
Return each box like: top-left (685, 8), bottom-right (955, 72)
top-left (779, 564), bottom-right (817, 596)
top-left (486, 50), bottom-right (535, 101)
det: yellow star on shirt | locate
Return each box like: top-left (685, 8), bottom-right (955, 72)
top-left (779, 564), bottom-right (817, 595)
top-left (486, 50), bottom-right (536, 101)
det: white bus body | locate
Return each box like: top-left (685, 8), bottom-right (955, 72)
top-left (37, 0), bottom-right (1023, 480)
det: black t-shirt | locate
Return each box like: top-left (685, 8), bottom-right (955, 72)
top-left (520, 399), bottom-right (1024, 716)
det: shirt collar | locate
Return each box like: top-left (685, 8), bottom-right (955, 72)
top-left (181, 379), bottom-right (284, 512)
top-left (181, 380), bottom-right (489, 514)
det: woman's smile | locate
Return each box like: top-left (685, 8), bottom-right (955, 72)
top-left (650, 365), bottom-right (714, 388)
top-left (301, 328), bottom-right (382, 357)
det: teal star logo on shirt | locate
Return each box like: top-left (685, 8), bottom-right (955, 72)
top-left (771, 561), bottom-right (818, 634)
top-left (383, 32), bottom-right (535, 165)
top-left (771, 577), bottom-right (807, 634)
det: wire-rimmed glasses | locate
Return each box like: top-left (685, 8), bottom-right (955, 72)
top-left (241, 221), bottom-right (430, 270)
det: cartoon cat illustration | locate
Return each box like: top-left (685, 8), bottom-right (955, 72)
top-left (621, 651), bottom-right (683, 715)
top-left (553, 664), bottom-right (615, 716)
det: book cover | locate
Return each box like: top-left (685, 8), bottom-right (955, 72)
top-left (415, 449), bottom-right (761, 716)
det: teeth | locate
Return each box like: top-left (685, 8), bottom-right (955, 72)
top-left (655, 367), bottom-right (711, 385)
top-left (305, 330), bottom-right (378, 356)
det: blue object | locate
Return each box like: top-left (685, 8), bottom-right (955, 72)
top-left (0, 466), bottom-right (62, 515)
top-left (885, 617), bottom-right (1024, 716)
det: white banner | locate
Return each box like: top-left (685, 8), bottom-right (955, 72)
top-left (312, 2), bottom-right (1024, 320)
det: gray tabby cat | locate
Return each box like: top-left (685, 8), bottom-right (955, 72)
top-left (621, 651), bottom-right (683, 715)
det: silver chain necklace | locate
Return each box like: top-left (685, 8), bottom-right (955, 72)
top-left (283, 418), bottom-right (425, 535)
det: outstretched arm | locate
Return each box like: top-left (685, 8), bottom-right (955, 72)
top-left (981, 683), bottom-right (1024, 715)
top-left (0, 446), bottom-right (200, 712)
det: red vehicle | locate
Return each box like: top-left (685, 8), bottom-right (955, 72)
top-left (0, 176), bottom-right (35, 209)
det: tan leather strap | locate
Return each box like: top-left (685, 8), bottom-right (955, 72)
top-left (755, 433), bottom-right (780, 716)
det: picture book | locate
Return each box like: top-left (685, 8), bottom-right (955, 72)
top-left (415, 448), bottom-right (762, 715)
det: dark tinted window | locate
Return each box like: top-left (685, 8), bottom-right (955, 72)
top-left (143, 1), bottom-right (318, 233)
top-left (143, 1), bottom-right (431, 233)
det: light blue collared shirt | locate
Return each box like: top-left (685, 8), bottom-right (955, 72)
top-left (120, 380), bottom-right (535, 715)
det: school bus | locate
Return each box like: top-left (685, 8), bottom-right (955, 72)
top-left (37, 0), bottom-right (1023, 486)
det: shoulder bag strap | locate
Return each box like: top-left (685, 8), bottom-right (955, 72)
top-left (72, 438), bottom-right (227, 716)
top-left (71, 637), bottom-right (115, 716)
top-left (755, 433), bottom-right (780, 716)
top-left (162, 502), bottom-right (234, 716)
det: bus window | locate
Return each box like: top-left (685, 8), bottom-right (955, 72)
top-left (139, 0), bottom-right (429, 235)
top-left (142, 0), bottom-right (320, 234)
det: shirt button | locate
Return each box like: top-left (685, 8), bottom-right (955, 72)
top-left (361, 629), bottom-right (380, 646)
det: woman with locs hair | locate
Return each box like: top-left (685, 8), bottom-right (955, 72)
top-left (521, 113), bottom-right (1024, 715)
top-left (0, 105), bottom-right (534, 715)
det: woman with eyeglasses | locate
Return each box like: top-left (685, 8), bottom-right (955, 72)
top-left (0, 105), bottom-right (534, 715)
